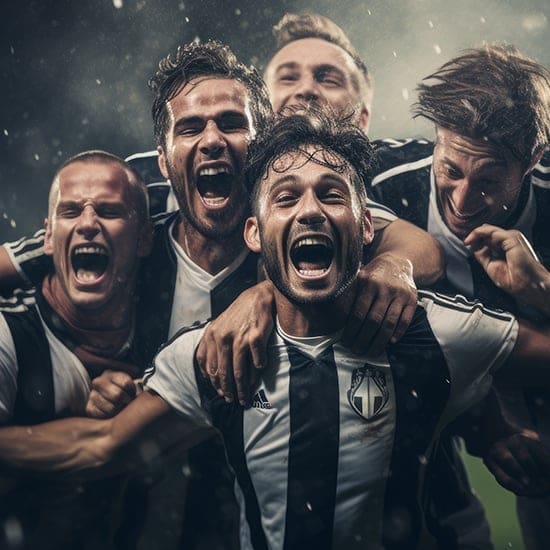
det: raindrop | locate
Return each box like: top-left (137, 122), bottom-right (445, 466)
top-left (418, 454), bottom-right (428, 465)
top-left (480, 16), bottom-right (486, 23)
top-left (433, 44), bottom-right (442, 55)
top-left (392, 51), bottom-right (397, 58)
top-left (185, 16), bottom-right (190, 23)
top-left (401, 198), bottom-right (409, 207)
top-left (10, 45), bottom-right (15, 55)
top-left (3, 129), bottom-right (7, 136)
top-left (3, 517), bottom-right (23, 547)
top-left (522, 13), bottom-right (547, 32)
top-left (113, 0), bottom-right (123, 8)
top-left (235, 8), bottom-right (241, 15)
top-left (10, 219), bottom-right (16, 228)
top-left (306, 501), bottom-right (313, 511)
top-left (401, 88), bottom-right (409, 100)
top-left (178, 2), bottom-right (185, 10)
top-left (428, 20), bottom-right (434, 28)
top-left (411, 389), bottom-right (418, 398)
top-left (34, 153), bottom-right (40, 161)
top-left (96, 79), bottom-right (101, 85)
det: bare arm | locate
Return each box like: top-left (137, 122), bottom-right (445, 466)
top-left (371, 218), bottom-right (445, 287)
top-left (465, 225), bottom-right (550, 317)
top-left (498, 320), bottom-right (550, 386)
top-left (0, 246), bottom-right (26, 292)
top-left (0, 390), bottom-right (172, 472)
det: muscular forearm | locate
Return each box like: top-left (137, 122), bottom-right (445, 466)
top-left (372, 218), bottom-right (445, 286)
top-left (516, 265), bottom-right (550, 317)
top-left (0, 416), bottom-right (111, 472)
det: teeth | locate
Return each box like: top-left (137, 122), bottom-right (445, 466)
top-left (294, 237), bottom-right (331, 249)
top-left (298, 268), bottom-right (328, 276)
top-left (198, 166), bottom-right (230, 177)
top-left (73, 245), bottom-right (107, 255)
top-left (203, 197), bottom-right (227, 206)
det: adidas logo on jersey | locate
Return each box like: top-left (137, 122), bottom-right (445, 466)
top-left (252, 389), bottom-right (272, 409)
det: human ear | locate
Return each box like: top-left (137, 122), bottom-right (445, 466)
top-left (244, 217), bottom-right (261, 253)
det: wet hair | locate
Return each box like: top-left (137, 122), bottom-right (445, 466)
top-left (414, 44), bottom-right (550, 166)
top-left (246, 107), bottom-right (375, 216)
top-left (49, 150), bottom-right (149, 225)
top-left (271, 12), bottom-right (373, 106)
top-left (150, 40), bottom-right (273, 147)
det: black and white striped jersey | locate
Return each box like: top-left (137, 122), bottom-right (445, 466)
top-left (0, 290), bottom-right (90, 424)
top-left (3, 150), bottom-right (396, 287)
top-left (145, 290), bottom-right (518, 550)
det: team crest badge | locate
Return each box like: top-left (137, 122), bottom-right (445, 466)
top-left (347, 365), bottom-right (388, 421)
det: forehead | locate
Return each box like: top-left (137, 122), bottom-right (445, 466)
top-left (266, 38), bottom-right (360, 80)
top-left (167, 77), bottom-right (251, 120)
top-left (56, 161), bottom-right (130, 201)
top-left (265, 147), bottom-right (353, 184)
top-left (434, 127), bottom-right (510, 169)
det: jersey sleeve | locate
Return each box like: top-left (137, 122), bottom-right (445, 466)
top-left (366, 198), bottom-right (397, 224)
top-left (3, 229), bottom-right (51, 286)
top-left (143, 326), bottom-right (212, 429)
top-left (0, 314), bottom-right (18, 424)
top-left (420, 291), bottom-right (518, 423)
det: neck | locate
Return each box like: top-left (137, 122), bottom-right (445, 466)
top-left (275, 283), bottom-right (356, 337)
top-left (42, 275), bottom-right (134, 334)
top-left (174, 215), bottom-right (247, 275)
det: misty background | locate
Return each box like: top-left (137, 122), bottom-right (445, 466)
top-left (1, 0), bottom-right (548, 240)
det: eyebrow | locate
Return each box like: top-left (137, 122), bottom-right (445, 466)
top-left (173, 110), bottom-right (248, 128)
top-left (442, 156), bottom-right (508, 171)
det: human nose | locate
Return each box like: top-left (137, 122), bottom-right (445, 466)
top-left (450, 179), bottom-right (480, 215)
top-left (76, 205), bottom-right (100, 237)
top-left (199, 121), bottom-right (226, 157)
top-left (297, 190), bottom-right (326, 225)
top-left (293, 75), bottom-right (321, 103)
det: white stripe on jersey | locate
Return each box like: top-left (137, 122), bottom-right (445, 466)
top-left (6, 229), bottom-right (46, 254)
top-left (371, 155), bottom-right (433, 187)
top-left (124, 150), bottom-right (158, 162)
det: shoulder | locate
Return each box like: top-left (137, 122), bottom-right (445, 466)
top-left (0, 288), bottom-right (37, 314)
top-left (371, 137), bottom-right (434, 183)
top-left (416, 290), bottom-right (517, 360)
top-left (144, 321), bottom-right (208, 382)
top-left (125, 150), bottom-right (164, 186)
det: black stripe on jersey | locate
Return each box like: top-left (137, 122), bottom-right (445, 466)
top-left (284, 345), bottom-right (339, 550)
top-left (196, 362), bottom-right (269, 550)
top-left (418, 289), bottom-right (515, 322)
top-left (3, 306), bottom-right (55, 423)
top-left (382, 306), bottom-right (451, 549)
top-left (211, 252), bottom-right (259, 318)
top-left (134, 213), bottom-right (178, 366)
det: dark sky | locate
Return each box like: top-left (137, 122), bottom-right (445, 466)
top-left (1, 0), bottom-right (548, 240)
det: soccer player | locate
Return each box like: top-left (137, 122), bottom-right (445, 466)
top-left (1, 111), bottom-right (550, 550)
top-left (0, 151), bottom-right (152, 549)
top-left (368, 44), bottom-right (550, 549)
